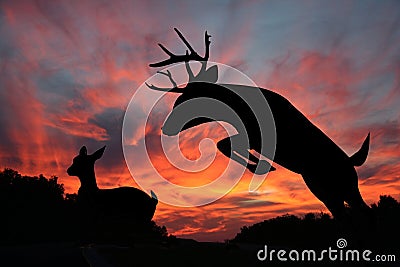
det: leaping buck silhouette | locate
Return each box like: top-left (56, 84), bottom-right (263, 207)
top-left (147, 28), bottom-right (372, 220)
top-left (67, 146), bottom-right (158, 223)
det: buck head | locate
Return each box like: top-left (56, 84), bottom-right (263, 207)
top-left (162, 82), bottom-right (229, 136)
top-left (67, 146), bottom-right (105, 190)
top-left (147, 28), bottom-right (220, 136)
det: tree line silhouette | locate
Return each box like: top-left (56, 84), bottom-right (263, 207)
top-left (231, 195), bottom-right (400, 256)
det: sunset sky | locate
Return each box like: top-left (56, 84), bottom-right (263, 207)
top-left (0, 0), bottom-right (399, 242)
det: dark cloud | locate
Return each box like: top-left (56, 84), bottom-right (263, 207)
top-left (88, 107), bottom-right (125, 169)
top-left (359, 165), bottom-right (386, 180)
top-left (220, 195), bottom-right (281, 208)
top-left (36, 67), bottom-right (81, 98)
top-left (362, 176), bottom-right (400, 186)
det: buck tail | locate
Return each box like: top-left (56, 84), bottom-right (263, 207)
top-left (349, 133), bottom-right (370, 167)
top-left (150, 190), bottom-right (158, 205)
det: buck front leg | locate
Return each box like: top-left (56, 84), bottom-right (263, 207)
top-left (217, 135), bottom-right (275, 175)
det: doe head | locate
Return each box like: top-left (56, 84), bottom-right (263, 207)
top-left (67, 146), bottom-right (106, 177)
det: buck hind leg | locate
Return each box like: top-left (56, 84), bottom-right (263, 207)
top-left (323, 199), bottom-right (347, 221)
top-left (217, 135), bottom-right (275, 175)
top-left (345, 188), bottom-right (371, 214)
top-left (345, 188), bottom-right (377, 238)
top-left (339, 189), bottom-right (377, 247)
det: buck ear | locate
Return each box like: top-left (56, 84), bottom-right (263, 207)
top-left (205, 65), bottom-right (218, 84)
top-left (79, 146), bottom-right (87, 156)
top-left (92, 146), bottom-right (106, 161)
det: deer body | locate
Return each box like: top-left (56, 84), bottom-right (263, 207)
top-left (146, 28), bottom-right (371, 219)
top-left (162, 82), bottom-right (370, 218)
top-left (67, 146), bottom-right (158, 222)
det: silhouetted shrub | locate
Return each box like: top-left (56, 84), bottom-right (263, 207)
top-left (0, 168), bottom-right (68, 244)
top-left (232, 212), bottom-right (338, 247)
top-left (232, 196), bottom-right (400, 250)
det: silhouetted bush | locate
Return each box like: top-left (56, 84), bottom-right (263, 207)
top-left (232, 195), bottom-right (400, 250)
top-left (0, 168), bottom-right (68, 244)
top-left (233, 212), bottom-right (338, 248)
top-left (0, 168), bottom-right (169, 245)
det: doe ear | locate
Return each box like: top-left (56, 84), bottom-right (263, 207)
top-left (92, 145), bottom-right (106, 161)
top-left (79, 146), bottom-right (87, 156)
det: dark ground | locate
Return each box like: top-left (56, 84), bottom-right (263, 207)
top-left (0, 239), bottom-right (398, 267)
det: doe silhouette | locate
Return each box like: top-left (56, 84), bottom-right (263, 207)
top-left (147, 28), bottom-right (371, 220)
top-left (67, 146), bottom-right (158, 223)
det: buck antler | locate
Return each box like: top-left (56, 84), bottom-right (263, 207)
top-left (156, 70), bottom-right (177, 87)
top-left (145, 70), bottom-right (183, 92)
top-left (149, 28), bottom-right (211, 67)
